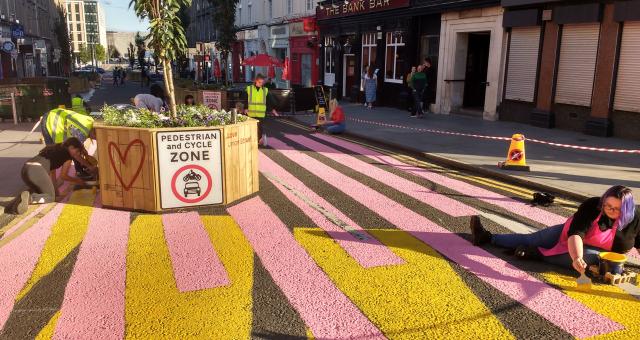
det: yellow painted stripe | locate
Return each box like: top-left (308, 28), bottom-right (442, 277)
top-left (125, 215), bottom-right (253, 339)
top-left (0, 204), bottom-right (56, 249)
top-left (17, 190), bottom-right (95, 301)
top-left (34, 311), bottom-right (60, 340)
top-left (542, 272), bottom-right (640, 339)
top-left (295, 227), bottom-right (514, 339)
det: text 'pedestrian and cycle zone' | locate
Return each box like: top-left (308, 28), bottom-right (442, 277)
top-left (157, 130), bottom-right (223, 209)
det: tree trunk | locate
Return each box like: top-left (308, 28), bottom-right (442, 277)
top-left (162, 57), bottom-right (177, 116)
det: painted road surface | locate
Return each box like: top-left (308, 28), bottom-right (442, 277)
top-left (0, 119), bottom-right (638, 339)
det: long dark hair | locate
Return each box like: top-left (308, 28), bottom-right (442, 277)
top-left (601, 185), bottom-right (635, 229)
top-left (367, 66), bottom-right (374, 78)
top-left (62, 137), bottom-right (84, 150)
top-left (150, 83), bottom-right (166, 102)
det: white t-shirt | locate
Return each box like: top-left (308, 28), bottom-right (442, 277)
top-left (134, 94), bottom-right (165, 113)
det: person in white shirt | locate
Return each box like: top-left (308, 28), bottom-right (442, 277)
top-left (134, 83), bottom-right (166, 112)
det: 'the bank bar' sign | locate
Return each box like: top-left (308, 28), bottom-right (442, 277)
top-left (317, 0), bottom-right (410, 20)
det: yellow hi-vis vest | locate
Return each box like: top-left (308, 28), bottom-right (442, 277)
top-left (246, 85), bottom-right (267, 118)
top-left (43, 108), bottom-right (94, 144)
top-left (71, 96), bottom-right (87, 115)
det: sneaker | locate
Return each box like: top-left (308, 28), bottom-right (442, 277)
top-left (12, 191), bottom-right (29, 214)
top-left (409, 114), bottom-right (417, 118)
top-left (470, 215), bottom-right (492, 246)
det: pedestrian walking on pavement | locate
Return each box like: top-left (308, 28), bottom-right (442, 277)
top-left (363, 67), bottom-right (377, 109)
top-left (312, 99), bottom-right (346, 135)
top-left (410, 65), bottom-right (427, 118)
top-left (471, 185), bottom-right (640, 273)
top-left (244, 74), bottom-right (278, 146)
top-left (10, 137), bottom-right (96, 213)
top-left (406, 66), bottom-right (417, 113)
top-left (422, 58), bottom-right (436, 114)
top-left (112, 67), bottom-right (120, 87)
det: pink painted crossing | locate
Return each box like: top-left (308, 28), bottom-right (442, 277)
top-left (269, 137), bottom-right (623, 338)
top-left (162, 212), bottom-right (230, 292)
top-left (53, 207), bottom-right (130, 340)
top-left (259, 151), bottom-right (404, 268)
top-left (0, 203), bottom-right (65, 330)
top-left (285, 134), bottom-right (477, 218)
top-left (311, 133), bottom-right (567, 226)
top-left (228, 197), bottom-right (386, 339)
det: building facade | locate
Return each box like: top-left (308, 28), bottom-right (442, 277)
top-left (106, 31), bottom-right (139, 60)
top-left (63, 0), bottom-right (107, 64)
top-left (500, 0), bottom-right (640, 140)
top-left (187, 0), bottom-right (218, 47)
top-left (0, 0), bottom-right (62, 79)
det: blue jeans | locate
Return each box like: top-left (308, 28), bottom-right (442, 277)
top-left (323, 122), bottom-right (345, 134)
top-left (492, 224), bottom-right (604, 269)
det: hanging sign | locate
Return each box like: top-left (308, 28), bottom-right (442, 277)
top-left (156, 130), bottom-right (223, 209)
top-left (316, 0), bottom-right (410, 20)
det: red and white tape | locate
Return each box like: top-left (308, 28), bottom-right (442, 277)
top-left (346, 117), bottom-right (640, 154)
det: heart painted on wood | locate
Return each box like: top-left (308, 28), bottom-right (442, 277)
top-left (108, 139), bottom-right (146, 191)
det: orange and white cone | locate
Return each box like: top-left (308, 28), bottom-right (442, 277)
top-left (498, 134), bottom-right (530, 171)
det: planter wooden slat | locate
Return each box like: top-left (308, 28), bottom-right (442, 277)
top-left (95, 119), bottom-right (258, 212)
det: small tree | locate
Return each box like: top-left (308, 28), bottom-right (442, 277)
top-left (111, 47), bottom-right (121, 59)
top-left (78, 44), bottom-right (92, 64)
top-left (54, 4), bottom-right (72, 75)
top-left (127, 42), bottom-right (136, 67)
top-left (130, 0), bottom-right (190, 115)
top-left (95, 45), bottom-right (107, 62)
top-left (208, 0), bottom-right (239, 83)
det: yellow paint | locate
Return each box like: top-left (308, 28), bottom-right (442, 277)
top-left (599, 252), bottom-right (627, 263)
top-left (306, 328), bottom-right (315, 340)
top-left (125, 215), bottom-right (253, 339)
top-left (17, 190), bottom-right (95, 301)
top-left (542, 272), bottom-right (640, 339)
top-left (34, 311), bottom-right (60, 340)
top-left (0, 204), bottom-right (56, 249)
top-left (295, 228), bottom-right (514, 339)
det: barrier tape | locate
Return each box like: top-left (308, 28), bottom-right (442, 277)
top-left (345, 117), bottom-right (640, 154)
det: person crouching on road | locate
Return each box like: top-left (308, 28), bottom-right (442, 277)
top-left (134, 83), bottom-right (167, 113)
top-left (470, 185), bottom-right (640, 274)
top-left (245, 74), bottom-right (278, 146)
top-left (313, 99), bottom-right (346, 135)
top-left (9, 138), bottom-right (96, 214)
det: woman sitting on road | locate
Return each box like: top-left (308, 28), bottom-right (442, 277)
top-left (10, 138), bottom-right (96, 214)
top-left (471, 185), bottom-right (640, 274)
top-left (313, 99), bottom-right (346, 135)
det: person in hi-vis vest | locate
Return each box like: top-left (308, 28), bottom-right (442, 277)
top-left (245, 74), bottom-right (278, 146)
top-left (71, 95), bottom-right (90, 115)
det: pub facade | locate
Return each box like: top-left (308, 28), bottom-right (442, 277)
top-left (316, 0), bottom-right (502, 115)
top-left (500, 0), bottom-right (640, 139)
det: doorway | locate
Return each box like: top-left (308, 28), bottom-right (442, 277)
top-left (462, 32), bottom-right (490, 110)
top-left (342, 54), bottom-right (356, 98)
top-left (300, 54), bottom-right (312, 88)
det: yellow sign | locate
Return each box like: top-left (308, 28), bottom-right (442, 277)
top-left (317, 107), bottom-right (327, 125)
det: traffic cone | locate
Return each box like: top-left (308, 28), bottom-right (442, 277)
top-left (498, 134), bottom-right (530, 171)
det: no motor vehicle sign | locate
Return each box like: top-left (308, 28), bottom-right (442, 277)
top-left (157, 130), bottom-right (223, 209)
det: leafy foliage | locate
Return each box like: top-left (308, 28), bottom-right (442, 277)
top-left (102, 104), bottom-right (247, 128)
top-left (54, 4), bottom-right (73, 75)
top-left (95, 45), bottom-right (107, 62)
top-left (77, 44), bottom-right (92, 64)
top-left (111, 47), bottom-right (121, 59)
top-left (208, 0), bottom-right (239, 82)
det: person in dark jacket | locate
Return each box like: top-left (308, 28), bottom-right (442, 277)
top-left (410, 65), bottom-right (427, 118)
top-left (422, 58), bottom-right (436, 113)
top-left (470, 185), bottom-right (640, 274)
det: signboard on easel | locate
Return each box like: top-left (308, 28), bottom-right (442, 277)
top-left (314, 85), bottom-right (329, 125)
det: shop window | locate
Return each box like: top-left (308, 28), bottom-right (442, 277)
top-left (324, 37), bottom-right (335, 74)
top-left (385, 32), bottom-right (405, 83)
top-left (361, 33), bottom-right (377, 72)
top-left (287, 0), bottom-right (293, 14)
top-left (420, 35), bottom-right (439, 68)
top-left (306, 0), bottom-right (315, 11)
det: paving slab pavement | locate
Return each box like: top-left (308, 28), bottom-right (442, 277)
top-left (294, 102), bottom-right (640, 199)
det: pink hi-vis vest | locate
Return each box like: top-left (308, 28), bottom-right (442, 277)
top-left (539, 213), bottom-right (618, 257)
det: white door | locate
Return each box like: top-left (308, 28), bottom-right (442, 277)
top-left (614, 21), bottom-right (640, 113)
top-left (505, 26), bottom-right (541, 102)
top-left (555, 23), bottom-right (600, 106)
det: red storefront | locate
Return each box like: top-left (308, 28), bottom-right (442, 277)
top-left (288, 18), bottom-right (319, 87)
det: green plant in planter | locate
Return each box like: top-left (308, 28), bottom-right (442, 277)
top-left (102, 104), bottom-right (247, 128)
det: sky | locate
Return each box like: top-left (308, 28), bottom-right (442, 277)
top-left (100, 0), bottom-right (149, 32)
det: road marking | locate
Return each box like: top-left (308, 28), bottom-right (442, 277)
top-left (35, 311), bottom-right (60, 340)
top-left (269, 137), bottom-right (622, 338)
top-left (162, 212), bottom-right (230, 292)
top-left (260, 151), bottom-right (404, 268)
top-left (125, 215), bottom-right (253, 339)
top-left (228, 197), bottom-right (386, 339)
top-left (285, 134), bottom-right (478, 217)
top-left (0, 203), bottom-right (65, 330)
top-left (311, 133), bottom-right (567, 226)
top-left (53, 207), bottom-right (130, 340)
top-left (295, 227), bottom-right (514, 338)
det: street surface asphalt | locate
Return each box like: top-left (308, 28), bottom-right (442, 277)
top-left (0, 76), bottom-right (638, 339)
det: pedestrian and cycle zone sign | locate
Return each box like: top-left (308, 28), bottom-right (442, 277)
top-left (156, 130), bottom-right (223, 209)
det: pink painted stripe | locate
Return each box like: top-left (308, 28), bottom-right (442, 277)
top-left (53, 207), bottom-right (130, 340)
top-left (228, 197), bottom-right (385, 339)
top-left (270, 138), bottom-right (622, 338)
top-left (312, 133), bottom-right (567, 226)
top-left (259, 151), bottom-right (404, 268)
top-left (285, 134), bottom-right (476, 217)
top-left (162, 212), bottom-right (230, 292)
top-left (0, 204), bottom-right (47, 240)
top-left (0, 203), bottom-right (65, 329)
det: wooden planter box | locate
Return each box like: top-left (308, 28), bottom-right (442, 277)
top-left (95, 119), bottom-right (259, 212)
